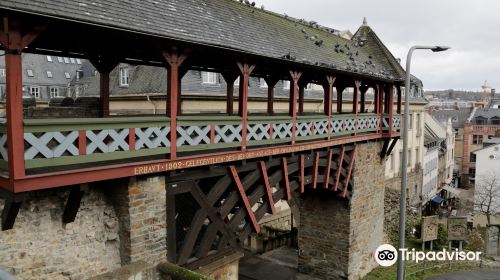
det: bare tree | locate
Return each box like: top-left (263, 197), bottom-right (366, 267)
top-left (474, 171), bottom-right (500, 226)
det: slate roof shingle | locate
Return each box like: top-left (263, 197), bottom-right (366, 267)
top-left (0, 0), bottom-right (405, 82)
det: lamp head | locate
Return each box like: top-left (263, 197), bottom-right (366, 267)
top-left (431, 46), bottom-right (450, 52)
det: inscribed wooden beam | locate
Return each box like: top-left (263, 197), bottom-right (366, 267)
top-left (229, 166), bottom-right (260, 233)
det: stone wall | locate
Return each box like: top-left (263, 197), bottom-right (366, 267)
top-left (110, 176), bottom-right (167, 266)
top-left (258, 209), bottom-right (293, 231)
top-left (0, 175), bottom-right (168, 280)
top-left (0, 188), bottom-right (121, 280)
top-left (298, 141), bottom-right (386, 280)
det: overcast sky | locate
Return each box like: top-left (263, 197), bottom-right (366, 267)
top-left (256, 0), bottom-right (499, 91)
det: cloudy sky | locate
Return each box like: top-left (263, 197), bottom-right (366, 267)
top-left (257, 0), bottom-right (499, 91)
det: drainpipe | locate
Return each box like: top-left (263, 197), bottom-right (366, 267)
top-left (146, 94), bottom-right (157, 114)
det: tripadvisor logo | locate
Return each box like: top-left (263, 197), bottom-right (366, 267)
top-left (374, 244), bottom-right (482, 267)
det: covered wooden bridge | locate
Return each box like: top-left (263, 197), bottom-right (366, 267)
top-left (0, 0), bottom-right (403, 273)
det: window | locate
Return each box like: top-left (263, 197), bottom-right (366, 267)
top-left (201, 71), bottom-right (217, 84)
top-left (30, 86), bottom-right (40, 99)
top-left (57, 57), bottom-right (63, 63)
top-left (65, 72), bottom-right (71, 79)
top-left (305, 83), bottom-right (313, 90)
top-left (46, 56), bottom-right (52, 62)
top-left (415, 114), bottom-right (421, 129)
top-left (46, 71), bottom-right (53, 78)
top-left (76, 58), bottom-right (82, 64)
top-left (50, 87), bottom-right (59, 98)
top-left (27, 69), bottom-right (34, 77)
top-left (120, 67), bottom-right (129, 86)
top-left (63, 57), bottom-right (69, 63)
top-left (283, 80), bottom-right (290, 90)
top-left (408, 114), bottom-right (413, 129)
top-left (0, 68), bottom-right (5, 77)
top-left (70, 58), bottom-right (76, 64)
top-left (473, 135), bottom-right (483, 145)
top-left (388, 154), bottom-right (393, 170)
top-left (234, 76), bottom-right (240, 87)
top-left (259, 78), bottom-right (268, 88)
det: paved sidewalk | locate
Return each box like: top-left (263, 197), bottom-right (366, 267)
top-left (427, 270), bottom-right (500, 280)
top-left (239, 247), bottom-right (321, 280)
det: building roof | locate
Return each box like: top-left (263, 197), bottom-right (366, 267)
top-left (432, 108), bottom-right (473, 129)
top-left (424, 113), bottom-right (446, 146)
top-left (473, 142), bottom-right (500, 154)
top-left (0, 0), bottom-right (405, 82)
top-left (473, 109), bottom-right (500, 119)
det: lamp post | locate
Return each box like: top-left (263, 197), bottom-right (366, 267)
top-left (397, 45), bottom-right (450, 280)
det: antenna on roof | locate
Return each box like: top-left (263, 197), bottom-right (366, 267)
top-left (363, 17), bottom-right (368, 25)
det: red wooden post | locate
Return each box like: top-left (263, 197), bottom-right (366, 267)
top-left (374, 85), bottom-right (379, 113)
top-left (0, 18), bottom-right (43, 183)
top-left (99, 71), bottom-right (111, 117)
top-left (289, 71), bottom-right (302, 144)
top-left (210, 124), bottom-right (215, 144)
top-left (311, 152), bottom-right (320, 189)
top-left (280, 158), bottom-right (291, 201)
top-left (259, 161), bottom-right (276, 214)
top-left (324, 149), bottom-right (333, 188)
top-left (333, 146), bottom-right (345, 191)
top-left (222, 73), bottom-right (238, 115)
top-left (161, 47), bottom-right (191, 160)
top-left (298, 82), bottom-right (305, 114)
top-left (353, 80), bottom-right (361, 114)
top-left (299, 154), bottom-right (305, 193)
top-left (340, 147), bottom-right (356, 198)
top-left (264, 77), bottom-right (279, 116)
top-left (237, 63), bottom-right (255, 150)
top-left (360, 85), bottom-right (368, 113)
top-left (388, 85), bottom-right (394, 131)
top-left (336, 85), bottom-right (345, 113)
top-left (229, 166), bottom-right (260, 233)
top-left (78, 131), bottom-right (87, 155)
top-left (324, 76), bottom-right (335, 139)
top-left (397, 86), bottom-right (402, 114)
top-left (128, 128), bottom-right (136, 151)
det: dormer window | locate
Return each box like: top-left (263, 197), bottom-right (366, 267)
top-left (46, 56), bottom-right (52, 62)
top-left (120, 67), bottom-right (129, 86)
top-left (201, 71), bottom-right (217, 84)
top-left (27, 69), bottom-right (34, 77)
top-left (46, 71), bottom-right (53, 78)
top-left (65, 72), bottom-right (71, 79)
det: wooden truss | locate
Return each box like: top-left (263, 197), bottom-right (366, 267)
top-left (165, 145), bottom-right (356, 268)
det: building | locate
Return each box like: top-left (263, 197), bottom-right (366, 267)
top-left (384, 77), bottom-right (427, 212)
top-left (473, 143), bottom-right (500, 226)
top-left (0, 51), bottom-right (85, 101)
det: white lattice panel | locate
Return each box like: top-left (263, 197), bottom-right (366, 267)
top-left (178, 125), bottom-right (211, 146)
top-left (366, 117), bottom-right (378, 129)
top-left (25, 131), bottom-right (79, 159)
top-left (313, 120), bottom-right (328, 135)
top-left (272, 123), bottom-right (292, 139)
top-left (344, 118), bottom-right (356, 132)
top-left (86, 129), bottom-right (130, 154)
top-left (383, 117), bottom-right (389, 128)
top-left (357, 118), bottom-right (367, 130)
top-left (331, 119), bottom-right (343, 133)
top-left (295, 122), bottom-right (312, 137)
top-left (0, 133), bottom-right (7, 161)
top-left (247, 124), bottom-right (270, 141)
top-left (135, 127), bottom-right (170, 150)
top-left (215, 125), bottom-right (242, 144)
top-left (393, 116), bottom-right (401, 128)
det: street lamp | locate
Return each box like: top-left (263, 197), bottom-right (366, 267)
top-left (397, 45), bottom-right (450, 280)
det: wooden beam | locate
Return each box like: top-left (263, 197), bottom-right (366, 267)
top-left (333, 146), bottom-right (345, 191)
top-left (161, 47), bottom-right (192, 160)
top-left (259, 161), bottom-right (276, 214)
top-left (229, 166), bottom-right (260, 233)
top-left (62, 185), bottom-right (87, 224)
top-left (323, 149), bottom-right (333, 189)
top-left (386, 138), bottom-right (399, 157)
top-left (221, 72), bottom-right (239, 115)
top-left (298, 82), bottom-right (306, 114)
top-left (353, 80), bottom-right (361, 114)
top-left (1, 197), bottom-right (21, 231)
top-left (360, 84), bottom-right (369, 113)
top-left (311, 152), bottom-right (320, 189)
top-left (299, 154), bottom-right (305, 193)
top-left (289, 71), bottom-right (302, 144)
top-left (264, 76), bottom-right (279, 116)
top-left (340, 147), bottom-right (356, 198)
top-left (336, 86), bottom-right (345, 113)
top-left (237, 63), bottom-right (255, 150)
top-left (396, 86), bottom-right (402, 114)
top-left (380, 138), bottom-right (390, 159)
top-left (280, 158), bottom-right (291, 201)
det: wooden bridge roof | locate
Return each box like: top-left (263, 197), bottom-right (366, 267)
top-left (0, 0), bottom-right (405, 82)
